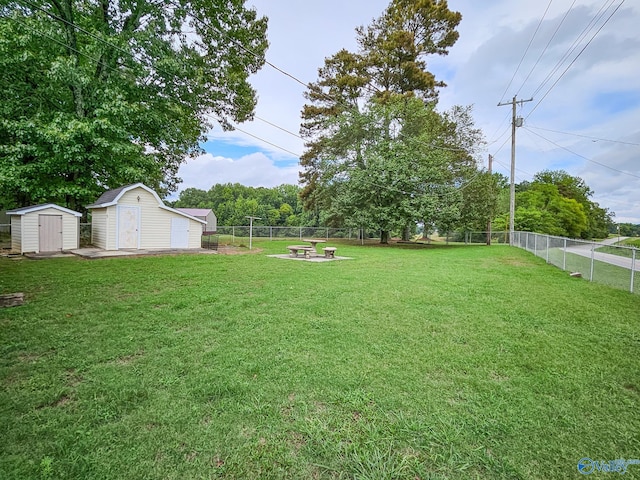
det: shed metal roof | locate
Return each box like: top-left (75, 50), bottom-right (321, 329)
top-left (175, 208), bottom-right (213, 217)
top-left (86, 183), bottom-right (205, 223)
top-left (7, 203), bottom-right (82, 217)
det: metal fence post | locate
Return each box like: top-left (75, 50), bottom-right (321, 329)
top-left (534, 234), bottom-right (537, 257)
top-left (270, 226), bottom-right (272, 241)
top-left (563, 238), bottom-right (566, 271)
top-left (546, 235), bottom-right (550, 263)
top-left (631, 248), bottom-right (636, 294)
top-left (590, 244), bottom-right (595, 282)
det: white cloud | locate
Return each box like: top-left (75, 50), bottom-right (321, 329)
top-left (177, 152), bottom-right (300, 194)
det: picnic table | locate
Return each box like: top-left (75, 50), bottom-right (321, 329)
top-left (302, 238), bottom-right (326, 254)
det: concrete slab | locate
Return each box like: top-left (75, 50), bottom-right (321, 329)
top-left (24, 251), bottom-right (76, 259)
top-left (267, 254), bottom-right (352, 262)
top-left (70, 247), bottom-right (219, 259)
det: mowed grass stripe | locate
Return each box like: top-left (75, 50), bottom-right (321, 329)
top-left (1, 241), bottom-right (639, 479)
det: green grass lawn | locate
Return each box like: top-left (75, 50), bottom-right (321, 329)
top-left (1, 241), bottom-right (639, 479)
top-left (545, 248), bottom-right (638, 293)
top-left (596, 238), bottom-right (640, 259)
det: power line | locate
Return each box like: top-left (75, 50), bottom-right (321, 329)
top-left (527, 0), bottom-right (622, 116)
top-left (487, 110), bottom-right (513, 146)
top-left (219, 121), bottom-right (301, 158)
top-left (527, 125), bottom-right (640, 146)
top-left (524, 126), bottom-right (640, 179)
top-left (515, 0), bottom-right (577, 97)
top-left (491, 132), bottom-right (512, 158)
top-left (530, 0), bottom-right (617, 99)
top-left (8, 15), bottom-right (133, 77)
top-left (492, 157), bottom-right (532, 181)
top-left (498, 0), bottom-right (553, 104)
top-left (254, 116), bottom-right (303, 139)
top-left (8, 2), bottom-right (490, 203)
top-left (526, 0), bottom-right (624, 120)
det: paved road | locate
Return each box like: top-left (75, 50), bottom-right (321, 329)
top-left (564, 236), bottom-right (640, 271)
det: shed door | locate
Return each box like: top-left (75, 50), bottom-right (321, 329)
top-left (39, 215), bottom-right (63, 252)
top-left (170, 218), bottom-right (189, 248)
top-left (117, 205), bottom-right (139, 249)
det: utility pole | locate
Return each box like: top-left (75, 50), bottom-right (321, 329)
top-left (498, 95), bottom-right (532, 246)
top-left (486, 154), bottom-right (493, 246)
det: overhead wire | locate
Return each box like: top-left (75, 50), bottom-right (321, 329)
top-left (526, 0), bottom-right (623, 121)
top-left (7, 14), bottom-right (133, 76)
top-left (530, 0), bottom-right (616, 99)
top-left (523, 127), bottom-right (640, 179)
top-left (486, 110), bottom-right (512, 146)
top-left (498, 0), bottom-right (553, 104)
top-left (526, 0), bottom-right (624, 120)
top-left (515, 0), bottom-right (577, 97)
top-left (527, 125), bottom-right (640, 146)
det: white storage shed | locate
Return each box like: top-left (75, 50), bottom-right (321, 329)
top-left (175, 208), bottom-right (217, 232)
top-left (86, 183), bottom-right (206, 250)
top-left (7, 204), bottom-right (82, 254)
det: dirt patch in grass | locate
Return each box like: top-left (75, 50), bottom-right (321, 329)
top-left (65, 369), bottom-right (83, 387)
top-left (53, 394), bottom-right (73, 408)
top-left (217, 246), bottom-right (263, 255)
top-left (110, 351), bottom-right (145, 365)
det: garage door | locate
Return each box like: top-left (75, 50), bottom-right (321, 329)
top-left (39, 215), bottom-right (63, 252)
top-left (170, 218), bottom-right (189, 248)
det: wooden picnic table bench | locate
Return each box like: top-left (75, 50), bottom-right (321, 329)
top-left (287, 245), bottom-right (313, 258)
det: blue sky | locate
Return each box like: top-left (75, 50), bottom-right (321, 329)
top-left (176, 0), bottom-right (640, 224)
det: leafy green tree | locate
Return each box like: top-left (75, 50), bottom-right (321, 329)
top-left (0, 0), bottom-right (267, 211)
top-left (299, 1), bottom-right (479, 243)
top-left (172, 187), bottom-right (211, 209)
top-left (173, 183), bottom-right (308, 226)
top-left (303, 95), bottom-right (481, 243)
top-left (495, 179), bottom-right (587, 238)
top-left (531, 170), bottom-right (613, 238)
top-left (457, 171), bottom-right (506, 233)
top-left (300, 0), bottom-right (462, 213)
top-left (616, 223), bottom-right (640, 237)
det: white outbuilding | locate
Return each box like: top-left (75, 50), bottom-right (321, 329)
top-left (87, 183), bottom-right (206, 250)
top-left (175, 208), bottom-right (217, 232)
top-left (7, 204), bottom-right (82, 254)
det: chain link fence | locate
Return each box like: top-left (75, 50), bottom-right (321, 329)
top-left (512, 231), bottom-right (638, 294)
top-left (4, 220), bottom-right (637, 294)
top-left (0, 224), bottom-right (10, 251)
top-left (214, 226), bottom-right (378, 245)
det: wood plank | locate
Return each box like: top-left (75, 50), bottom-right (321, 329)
top-left (0, 292), bottom-right (24, 307)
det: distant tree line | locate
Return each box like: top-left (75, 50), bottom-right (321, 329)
top-left (493, 170), bottom-right (615, 240)
top-left (613, 223), bottom-right (640, 237)
top-left (172, 168), bottom-right (618, 241)
top-left (170, 183), bottom-right (312, 227)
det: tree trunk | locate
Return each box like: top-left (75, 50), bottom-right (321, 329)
top-left (380, 230), bottom-right (389, 244)
top-left (402, 225), bottom-right (411, 241)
